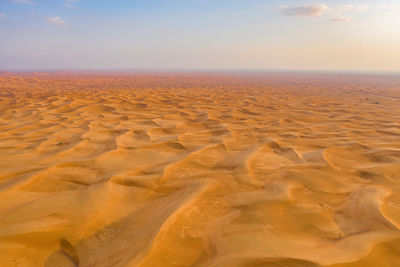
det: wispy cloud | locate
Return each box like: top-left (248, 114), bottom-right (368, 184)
top-left (331, 16), bottom-right (351, 22)
top-left (47, 16), bottom-right (67, 26)
top-left (373, 3), bottom-right (400, 18)
top-left (280, 4), bottom-right (330, 17)
top-left (11, 0), bottom-right (35, 5)
top-left (337, 4), bottom-right (353, 12)
top-left (355, 4), bottom-right (369, 12)
top-left (0, 13), bottom-right (5, 19)
top-left (65, 0), bottom-right (79, 9)
top-left (377, 3), bottom-right (400, 10)
top-left (331, 4), bottom-right (369, 23)
top-left (338, 4), bottom-right (369, 13)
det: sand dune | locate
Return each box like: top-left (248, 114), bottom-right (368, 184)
top-left (0, 73), bottom-right (400, 266)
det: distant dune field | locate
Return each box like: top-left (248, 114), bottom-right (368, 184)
top-left (1, 73), bottom-right (400, 267)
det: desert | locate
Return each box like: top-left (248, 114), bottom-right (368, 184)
top-left (0, 72), bottom-right (400, 266)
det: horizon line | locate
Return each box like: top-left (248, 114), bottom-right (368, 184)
top-left (1, 68), bottom-right (400, 77)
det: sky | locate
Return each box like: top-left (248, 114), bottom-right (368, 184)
top-left (0, 0), bottom-right (399, 72)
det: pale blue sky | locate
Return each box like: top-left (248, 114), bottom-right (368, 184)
top-left (0, 0), bottom-right (399, 71)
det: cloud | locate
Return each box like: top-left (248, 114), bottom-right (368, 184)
top-left (338, 4), bottom-right (368, 13)
top-left (65, 0), bottom-right (79, 9)
top-left (280, 4), bottom-right (330, 17)
top-left (47, 16), bottom-right (67, 26)
top-left (356, 4), bottom-right (369, 12)
top-left (332, 4), bottom-right (367, 22)
top-left (11, 0), bottom-right (35, 5)
top-left (338, 4), bottom-right (353, 12)
top-left (331, 16), bottom-right (351, 22)
top-left (377, 4), bottom-right (400, 10)
top-left (0, 13), bottom-right (5, 19)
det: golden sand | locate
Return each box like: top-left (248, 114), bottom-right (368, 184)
top-left (0, 73), bottom-right (400, 267)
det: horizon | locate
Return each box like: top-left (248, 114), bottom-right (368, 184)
top-left (1, 0), bottom-right (400, 72)
top-left (2, 68), bottom-right (400, 77)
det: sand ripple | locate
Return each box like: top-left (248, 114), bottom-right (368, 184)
top-left (1, 73), bottom-right (400, 266)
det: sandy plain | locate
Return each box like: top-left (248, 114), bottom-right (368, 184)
top-left (0, 72), bottom-right (400, 267)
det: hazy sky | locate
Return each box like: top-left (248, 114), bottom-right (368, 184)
top-left (1, 0), bottom-right (399, 71)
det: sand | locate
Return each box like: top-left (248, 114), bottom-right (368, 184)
top-left (0, 72), bottom-right (400, 267)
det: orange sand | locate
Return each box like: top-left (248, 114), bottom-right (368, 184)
top-left (0, 72), bottom-right (400, 267)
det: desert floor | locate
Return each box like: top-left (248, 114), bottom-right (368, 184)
top-left (1, 72), bottom-right (400, 267)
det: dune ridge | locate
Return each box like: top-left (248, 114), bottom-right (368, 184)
top-left (0, 73), bottom-right (400, 266)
